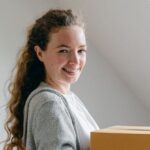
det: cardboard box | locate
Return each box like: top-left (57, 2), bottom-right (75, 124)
top-left (90, 126), bottom-right (150, 150)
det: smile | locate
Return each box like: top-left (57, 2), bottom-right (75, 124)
top-left (62, 68), bottom-right (79, 74)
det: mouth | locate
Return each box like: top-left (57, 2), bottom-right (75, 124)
top-left (62, 68), bottom-right (80, 75)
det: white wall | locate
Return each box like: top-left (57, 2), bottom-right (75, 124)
top-left (63, 0), bottom-right (150, 110)
top-left (72, 42), bottom-right (150, 128)
top-left (0, 0), bottom-right (150, 148)
top-left (56, 0), bottom-right (150, 127)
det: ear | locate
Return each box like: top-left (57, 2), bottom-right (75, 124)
top-left (34, 45), bottom-right (44, 62)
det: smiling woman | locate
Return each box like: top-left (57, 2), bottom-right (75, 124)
top-left (34, 26), bottom-right (87, 93)
top-left (4, 9), bottom-right (99, 150)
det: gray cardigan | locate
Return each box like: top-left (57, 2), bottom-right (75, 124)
top-left (23, 84), bottom-right (80, 150)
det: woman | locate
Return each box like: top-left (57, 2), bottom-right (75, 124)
top-left (4, 9), bottom-right (99, 150)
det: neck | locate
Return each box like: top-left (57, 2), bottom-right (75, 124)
top-left (45, 78), bottom-right (70, 94)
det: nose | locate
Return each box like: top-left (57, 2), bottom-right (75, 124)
top-left (69, 52), bottom-right (79, 65)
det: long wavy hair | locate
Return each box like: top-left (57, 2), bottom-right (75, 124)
top-left (4, 9), bottom-right (84, 150)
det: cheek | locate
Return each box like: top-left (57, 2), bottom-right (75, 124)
top-left (56, 56), bottom-right (67, 65)
top-left (47, 57), bottom-right (67, 71)
top-left (42, 55), bottom-right (55, 71)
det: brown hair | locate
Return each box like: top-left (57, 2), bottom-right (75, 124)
top-left (4, 9), bottom-right (84, 150)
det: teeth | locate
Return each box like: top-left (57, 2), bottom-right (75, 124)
top-left (64, 68), bottom-right (79, 73)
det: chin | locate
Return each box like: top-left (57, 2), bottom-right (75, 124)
top-left (62, 74), bottom-right (80, 84)
top-left (63, 77), bottom-right (77, 84)
top-left (69, 77), bottom-right (79, 84)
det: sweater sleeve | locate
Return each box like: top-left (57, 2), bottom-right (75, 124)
top-left (32, 95), bottom-right (77, 150)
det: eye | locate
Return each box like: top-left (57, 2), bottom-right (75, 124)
top-left (78, 49), bottom-right (87, 54)
top-left (58, 49), bottom-right (69, 53)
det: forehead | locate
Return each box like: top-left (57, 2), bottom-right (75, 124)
top-left (48, 25), bottom-right (86, 46)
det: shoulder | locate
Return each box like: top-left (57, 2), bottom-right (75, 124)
top-left (28, 89), bottom-right (59, 109)
top-left (24, 83), bottom-right (66, 120)
top-left (27, 82), bottom-right (63, 107)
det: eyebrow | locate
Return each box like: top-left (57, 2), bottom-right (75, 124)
top-left (56, 44), bottom-right (87, 49)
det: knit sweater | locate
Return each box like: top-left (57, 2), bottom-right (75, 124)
top-left (23, 82), bottom-right (99, 150)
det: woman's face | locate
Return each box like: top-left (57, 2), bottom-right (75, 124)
top-left (35, 25), bottom-right (87, 91)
